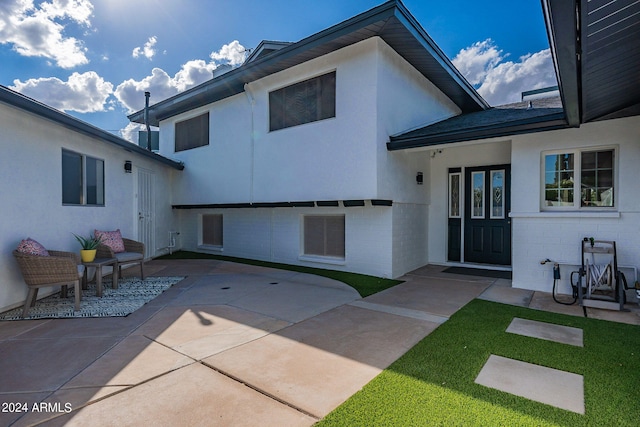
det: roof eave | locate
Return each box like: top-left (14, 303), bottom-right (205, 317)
top-left (129, 0), bottom-right (488, 126)
top-left (1, 87), bottom-right (184, 170)
top-left (387, 112), bottom-right (568, 150)
top-left (541, 0), bottom-right (581, 127)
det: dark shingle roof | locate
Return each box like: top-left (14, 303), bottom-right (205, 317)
top-left (387, 96), bottom-right (567, 150)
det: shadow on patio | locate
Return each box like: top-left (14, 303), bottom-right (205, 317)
top-left (1, 259), bottom-right (638, 426)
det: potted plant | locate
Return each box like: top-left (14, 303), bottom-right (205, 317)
top-left (73, 233), bottom-right (102, 263)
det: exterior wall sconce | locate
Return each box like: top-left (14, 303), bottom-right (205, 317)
top-left (416, 172), bottom-right (423, 185)
top-left (124, 160), bottom-right (132, 173)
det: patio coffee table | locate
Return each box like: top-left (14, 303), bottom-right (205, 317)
top-left (82, 257), bottom-right (118, 297)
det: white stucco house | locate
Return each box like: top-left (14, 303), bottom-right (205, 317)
top-left (0, 87), bottom-right (183, 311)
top-left (127, 0), bottom-right (640, 293)
top-left (1, 0), bottom-right (638, 311)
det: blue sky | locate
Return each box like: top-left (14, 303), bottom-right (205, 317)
top-left (0, 0), bottom-right (557, 141)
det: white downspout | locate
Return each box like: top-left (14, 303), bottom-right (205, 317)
top-left (244, 83), bottom-right (255, 203)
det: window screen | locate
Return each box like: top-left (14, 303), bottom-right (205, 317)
top-left (303, 215), bottom-right (345, 258)
top-left (269, 72), bottom-right (336, 131)
top-left (202, 214), bottom-right (223, 246)
top-left (175, 112), bottom-right (209, 152)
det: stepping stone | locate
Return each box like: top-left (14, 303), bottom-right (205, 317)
top-left (475, 355), bottom-right (584, 414)
top-left (506, 318), bottom-right (583, 347)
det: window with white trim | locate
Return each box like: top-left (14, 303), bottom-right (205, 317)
top-left (202, 214), bottom-right (223, 247)
top-left (303, 215), bottom-right (345, 258)
top-left (543, 148), bottom-right (615, 209)
top-left (62, 149), bottom-right (104, 206)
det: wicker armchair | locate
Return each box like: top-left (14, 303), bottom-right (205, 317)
top-left (13, 250), bottom-right (84, 317)
top-left (96, 238), bottom-right (145, 286)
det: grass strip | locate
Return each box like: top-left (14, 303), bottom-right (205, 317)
top-left (318, 299), bottom-right (640, 426)
top-left (156, 250), bottom-right (402, 297)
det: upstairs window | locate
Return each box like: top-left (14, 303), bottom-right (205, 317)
top-left (269, 71), bottom-right (336, 131)
top-left (543, 148), bottom-right (615, 209)
top-left (62, 149), bottom-right (104, 206)
top-left (175, 112), bottom-right (209, 152)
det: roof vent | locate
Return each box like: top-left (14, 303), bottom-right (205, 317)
top-left (527, 101), bottom-right (533, 110)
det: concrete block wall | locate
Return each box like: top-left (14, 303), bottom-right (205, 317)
top-left (392, 203), bottom-right (428, 277)
top-left (512, 214), bottom-right (640, 293)
top-left (176, 204), bottom-right (396, 278)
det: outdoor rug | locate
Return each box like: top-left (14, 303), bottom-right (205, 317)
top-left (0, 276), bottom-right (184, 321)
top-left (442, 267), bottom-right (512, 280)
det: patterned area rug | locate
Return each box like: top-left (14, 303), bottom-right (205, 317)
top-left (0, 276), bottom-right (184, 320)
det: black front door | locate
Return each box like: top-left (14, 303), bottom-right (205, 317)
top-left (463, 165), bottom-right (511, 265)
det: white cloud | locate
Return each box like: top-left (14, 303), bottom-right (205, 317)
top-left (115, 40), bottom-right (246, 113)
top-left (452, 39), bottom-right (504, 86)
top-left (453, 39), bottom-right (557, 106)
top-left (11, 71), bottom-right (113, 113)
top-left (132, 36), bottom-right (157, 60)
top-left (0, 0), bottom-right (93, 69)
top-left (120, 122), bottom-right (146, 143)
top-left (210, 40), bottom-right (246, 66)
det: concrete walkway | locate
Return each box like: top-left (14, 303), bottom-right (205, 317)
top-left (1, 260), bottom-right (639, 426)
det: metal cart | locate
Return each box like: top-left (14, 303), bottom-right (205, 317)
top-left (578, 239), bottom-right (627, 311)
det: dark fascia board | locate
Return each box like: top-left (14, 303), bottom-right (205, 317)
top-left (343, 200), bottom-right (366, 207)
top-left (541, 0), bottom-right (581, 127)
top-left (316, 200), bottom-right (340, 207)
top-left (172, 200), bottom-right (394, 209)
top-left (129, 0), bottom-right (488, 126)
top-left (387, 112), bottom-right (568, 150)
top-left (391, 3), bottom-right (489, 110)
top-left (0, 85), bottom-right (184, 170)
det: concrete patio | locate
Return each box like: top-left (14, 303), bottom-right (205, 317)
top-left (1, 260), bottom-right (639, 426)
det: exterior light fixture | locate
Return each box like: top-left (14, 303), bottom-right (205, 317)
top-left (416, 172), bottom-right (423, 185)
top-left (124, 160), bottom-right (132, 173)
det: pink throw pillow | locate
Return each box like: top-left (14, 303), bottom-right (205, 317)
top-left (95, 229), bottom-right (126, 253)
top-left (17, 238), bottom-right (50, 256)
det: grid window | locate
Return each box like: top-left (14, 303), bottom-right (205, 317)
top-left (543, 149), bottom-right (614, 209)
top-left (269, 72), bottom-right (336, 131)
top-left (175, 112), bottom-right (209, 152)
top-left (303, 215), bottom-right (345, 258)
top-left (581, 150), bottom-right (613, 207)
top-left (544, 153), bottom-right (575, 207)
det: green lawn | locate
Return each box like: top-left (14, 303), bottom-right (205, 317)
top-left (156, 250), bottom-right (402, 297)
top-left (318, 299), bottom-right (640, 427)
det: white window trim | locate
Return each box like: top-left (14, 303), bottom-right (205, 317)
top-left (298, 254), bottom-right (346, 266)
top-left (540, 146), bottom-right (618, 212)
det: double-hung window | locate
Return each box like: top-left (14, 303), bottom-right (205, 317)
top-left (269, 71), bottom-right (336, 131)
top-left (62, 149), bottom-right (104, 206)
top-left (543, 148), bottom-right (615, 209)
